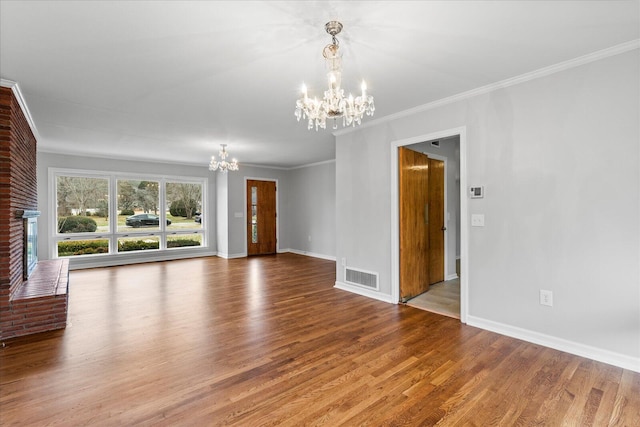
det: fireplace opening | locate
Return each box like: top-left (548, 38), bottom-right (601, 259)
top-left (19, 210), bottom-right (40, 279)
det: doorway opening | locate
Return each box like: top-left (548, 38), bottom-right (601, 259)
top-left (399, 139), bottom-right (460, 318)
top-left (390, 127), bottom-right (468, 322)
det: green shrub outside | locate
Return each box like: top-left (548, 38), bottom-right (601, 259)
top-left (118, 240), bottom-right (159, 252)
top-left (57, 237), bottom-right (200, 256)
top-left (169, 200), bottom-right (198, 217)
top-left (75, 247), bottom-right (109, 255)
top-left (58, 216), bottom-right (98, 233)
top-left (169, 200), bottom-right (186, 217)
top-left (167, 238), bottom-right (201, 248)
top-left (120, 209), bottom-right (135, 216)
top-left (58, 240), bottom-right (109, 256)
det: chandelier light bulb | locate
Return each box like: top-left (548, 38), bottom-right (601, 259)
top-left (294, 21), bottom-right (375, 131)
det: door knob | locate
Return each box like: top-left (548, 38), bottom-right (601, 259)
top-left (441, 226), bottom-right (447, 231)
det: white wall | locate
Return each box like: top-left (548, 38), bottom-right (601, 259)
top-left (215, 171), bottom-right (228, 256)
top-left (216, 161), bottom-right (336, 259)
top-left (223, 165), bottom-right (291, 257)
top-left (335, 49), bottom-right (639, 370)
top-left (37, 152), bottom-right (217, 267)
top-left (286, 161), bottom-right (336, 259)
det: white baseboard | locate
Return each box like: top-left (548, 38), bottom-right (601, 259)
top-left (281, 248), bottom-right (336, 261)
top-left (216, 252), bottom-right (246, 259)
top-left (445, 273), bottom-right (459, 281)
top-left (216, 249), bottom-right (336, 261)
top-left (467, 315), bottom-right (640, 373)
top-left (334, 281), bottom-right (396, 304)
top-left (66, 250), bottom-right (217, 270)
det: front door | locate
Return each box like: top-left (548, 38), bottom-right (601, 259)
top-left (246, 180), bottom-right (277, 255)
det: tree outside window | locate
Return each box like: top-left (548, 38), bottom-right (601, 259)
top-left (56, 176), bottom-right (109, 233)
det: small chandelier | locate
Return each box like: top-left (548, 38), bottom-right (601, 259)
top-left (209, 144), bottom-right (239, 173)
top-left (295, 21), bottom-right (375, 131)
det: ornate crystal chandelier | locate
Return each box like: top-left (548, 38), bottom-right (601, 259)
top-left (209, 144), bottom-right (239, 173)
top-left (295, 21), bottom-right (375, 131)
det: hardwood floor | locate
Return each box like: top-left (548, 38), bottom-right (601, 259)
top-left (1, 254), bottom-right (639, 425)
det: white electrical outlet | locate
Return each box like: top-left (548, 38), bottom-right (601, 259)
top-left (341, 258), bottom-right (346, 266)
top-left (540, 290), bottom-right (553, 307)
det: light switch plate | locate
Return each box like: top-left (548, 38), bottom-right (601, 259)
top-left (471, 214), bottom-right (485, 227)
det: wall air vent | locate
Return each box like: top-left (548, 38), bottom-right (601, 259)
top-left (345, 267), bottom-right (379, 290)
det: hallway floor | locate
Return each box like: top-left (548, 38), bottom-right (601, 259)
top-left (406, 277), bottom-right (460, 319)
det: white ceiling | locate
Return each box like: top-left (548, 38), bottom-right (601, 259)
top-left (1, 1), bottom-right (638, 168)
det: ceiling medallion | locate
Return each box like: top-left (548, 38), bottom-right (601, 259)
top-left (295, 21), bottom-right (375, 131)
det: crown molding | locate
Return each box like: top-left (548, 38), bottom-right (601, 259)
top-left (290, 158), bottom-right (336, 170)
top-left (0, 79), bottom-right (41, 141)
top-left (38, 147), bottom-right (332, 172)
top-left (37, 146), bottom-right (213, 169)
top-left (239, 162), bottom-right (290, 171)
top-left (334, 39), bottom-right (640, 137)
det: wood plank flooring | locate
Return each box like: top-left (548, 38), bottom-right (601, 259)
top-left (1, 253), bottom-right (639, 426)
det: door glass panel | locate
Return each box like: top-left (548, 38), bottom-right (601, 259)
top-left (251, 186), bottom-right (258, 243)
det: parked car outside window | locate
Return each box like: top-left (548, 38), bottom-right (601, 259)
top-left (125, 214), bottom-right (171, 227)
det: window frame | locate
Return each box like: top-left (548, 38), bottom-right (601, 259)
top-left (49, 168), bottom-right (207, 259)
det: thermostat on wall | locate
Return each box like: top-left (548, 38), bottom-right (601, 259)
top-left (470, 186), bottom-right (484, 198)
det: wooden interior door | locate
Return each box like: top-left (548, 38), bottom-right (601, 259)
top-left (247, 180), bottom-right (277, 255)
top-left (399, 147), bottom-right (430, 302)
top-left (428, 158), bottom-right (445, 284)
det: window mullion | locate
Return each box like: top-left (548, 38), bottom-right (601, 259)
top-left (110, 175), bottom-right (117, 253)
top-left (160, 179), bottom-right (167, 250)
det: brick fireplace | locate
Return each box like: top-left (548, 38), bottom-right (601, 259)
top-left (0, 83), bottom-right (69, 340)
